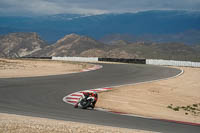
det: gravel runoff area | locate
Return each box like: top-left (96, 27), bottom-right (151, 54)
top-left (0, 58), bottom-right (93, 78)
top-left (0, 113), bottom-right (156, 133)
top-left (96, 67), bottom-right (200, 124)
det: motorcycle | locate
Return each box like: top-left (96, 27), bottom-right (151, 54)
top-left (76, 95), bottom-right (95, 109)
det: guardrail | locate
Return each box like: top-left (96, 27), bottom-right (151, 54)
top-left (146, 59), bottom-right (200, 67)
top-left (19, 56), bottom-right (200, 67)
top-left (98, 58), bottom-right (146, 64)
top-left (52, 57), bottom-right (98, 62)
top-left (20, 57), bottom-right (52, 59)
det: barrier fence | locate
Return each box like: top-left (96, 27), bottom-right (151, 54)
top-left (20, 57), bottom-right (52, 59)
top-left (98, 58), bottom-right (146, 64)
top-left (52, 57), bottom-right (98, 62)
top-left (19, 56), bottom-right (200, 68)
top-left (146, 59), bottom-right (200, 67)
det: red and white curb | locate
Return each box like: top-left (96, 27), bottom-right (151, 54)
top-left (63, 87), bottom-right (112, 105)
top-left (81, 65), bottom-right (102, 72)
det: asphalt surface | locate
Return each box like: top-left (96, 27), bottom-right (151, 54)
top-left (0, 63), bottom-right (199, 133)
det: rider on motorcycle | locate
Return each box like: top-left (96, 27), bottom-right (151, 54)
top-left (74, 91), bottom-right (98, 109)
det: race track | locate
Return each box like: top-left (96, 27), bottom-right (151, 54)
top-left (0, 63), bottom-right (199, 133)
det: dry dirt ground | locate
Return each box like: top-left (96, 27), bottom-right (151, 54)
top-left (0, 113), bottom-right (155, 133)
top-left (0, 58), bottom-right (93, 78)
top-left (96, 67), bottom-right (200, 124)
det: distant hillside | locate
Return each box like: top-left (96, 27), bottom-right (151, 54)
top-left (0, 32), bottom-right (47, 57)
top-left (113, 42), bottom-right (200, 60)
top-left (100, 30), bottom-right (200, 45)
top-left (1, 32), bottom-right (200, 61)
top-left (0, 10), bottom-right (200, 44)
top-left (31, 34), bottom-right (106, 57)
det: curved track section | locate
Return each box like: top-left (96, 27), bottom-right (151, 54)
top-left (0, 63), bottom-right (199, 133)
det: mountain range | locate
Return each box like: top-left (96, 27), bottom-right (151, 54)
top-left (1, 32), bottom-right (200, 62)
top-left (0, 10), bottom-right (200, 44)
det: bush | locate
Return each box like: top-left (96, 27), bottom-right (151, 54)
top-left (181, 106), bottom-right (186, 109)
top-left (173, 107), bottom-right (179, 111)
top-left (167, 105), bottom-right (172, 109)
top-left (193, 104), bottom-right (198, 107)
top-left (190, 107), bottom-right (196, 110)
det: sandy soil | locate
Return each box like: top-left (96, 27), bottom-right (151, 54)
top-left (96, 67), bottom-right (200, 124)
top-left (0, 113), bottom-right (155, 133)
top-left (0, 58), bottom-right (93, 78)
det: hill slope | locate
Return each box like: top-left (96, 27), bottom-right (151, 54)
top-left (0, 32), bottom-right (47, 57)
top-left (31, 34), bottom-right (106, 57)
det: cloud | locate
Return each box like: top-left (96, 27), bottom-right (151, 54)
top-left (0, 0), bottom-right (68, 15)
top-left (0, 0), bottom-right (199, 16)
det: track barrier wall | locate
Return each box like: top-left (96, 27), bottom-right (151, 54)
top-left (98, 58), bottom-right (146, 64)
top-left (146, 59), bottom-right (200, 67)
top-left (52, 57), bottom-right (98, 62)
top-left (20, 56), bottom-right (200, 68)
top-left (20, 57), bottom-right (52, 59)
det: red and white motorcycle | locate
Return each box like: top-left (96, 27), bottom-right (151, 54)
top-left (75, 95), bottom-right (95, 109)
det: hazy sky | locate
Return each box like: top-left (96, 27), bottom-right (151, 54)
top-left (0, 0), bottom-right (200, 16)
